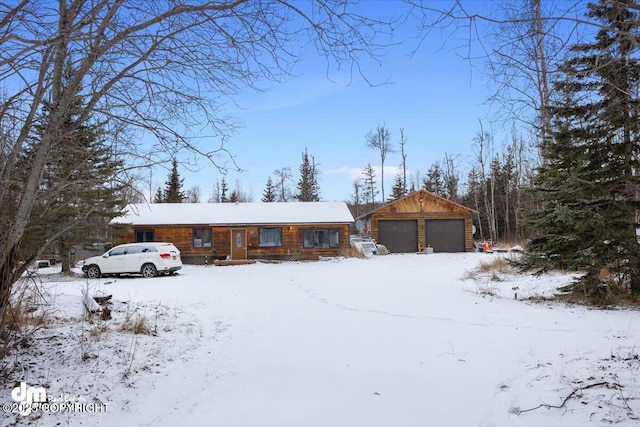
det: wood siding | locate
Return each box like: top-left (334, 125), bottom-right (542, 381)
top-left (364, 191), bottom-right (476, 252)
top-left (114, 223), bottom-right (351, 261)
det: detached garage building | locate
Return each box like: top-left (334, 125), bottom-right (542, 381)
top-left (357, 190), bottom-right (477, 253)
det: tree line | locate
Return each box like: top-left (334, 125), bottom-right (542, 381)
top-left (153, 147), bottom-right (322, 204)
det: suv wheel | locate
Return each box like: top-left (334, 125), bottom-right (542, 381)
top-left (141, 263), bottom-right (157, 278)
top-left (86, 265), bottom-right (101, 279)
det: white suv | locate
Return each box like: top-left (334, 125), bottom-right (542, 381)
top-left (82, 242), bottom-right (182, 279)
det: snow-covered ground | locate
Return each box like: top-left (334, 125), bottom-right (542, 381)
top-left (2, 253), bottom-right (639, 427)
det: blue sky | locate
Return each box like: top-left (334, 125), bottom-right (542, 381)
top-left (162, 1), bottom-right (498, 203)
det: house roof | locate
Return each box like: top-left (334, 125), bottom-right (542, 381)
top-left (357, 190), bottom-right (478, 220)
top-left (112, 202), bottom-right (355, 226)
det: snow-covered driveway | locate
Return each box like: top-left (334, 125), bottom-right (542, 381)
top-left (4, 253), bottom-right (639, 427)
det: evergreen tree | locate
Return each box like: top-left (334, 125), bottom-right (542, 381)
top-left (295, 148), bottom-right (320, 202)
top-left (262, 176), bottom-right (277, 202)
top-left (153, 187), bottom-right (164, 203)
top-left (220, 177), bottom-right (229, 202)
top-left (389, 173), bottom-right (406, 201)
top-left (361, 163), bottom-right (378, 207)
top-left (22, 91), bottom-right (125, 273)
top-left (230, 179), bottom-right (253, 202)
top-left (525, 0), bottom-right (640, 294)
top-left (162, 159), bottom-right (185, 202)
top-left (423, 162), bottom-right (444, 196)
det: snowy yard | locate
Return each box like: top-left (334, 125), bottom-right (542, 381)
top-left (2, 253), bottom-right (640, 427)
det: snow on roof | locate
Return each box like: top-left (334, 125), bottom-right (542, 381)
top-left (112, 202), bottom-right (355, 226)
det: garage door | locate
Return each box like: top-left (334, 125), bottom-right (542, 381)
top-left (425, 219), bottom-right (465, 252)
top-left (377, 220), bottom-right (418, 253)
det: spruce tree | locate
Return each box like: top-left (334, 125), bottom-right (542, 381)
top-left (262, 176), bottom-right (277, 202)
top-left (22, 91), bottom-right (125, 273)
top-left (153, 187), bottom-right (164, 203)
top-left (162, 159), bottom-right (185, 202)
top-left (525, 0), bottom-right (640, 294)
top-left (423, 162), bottom-right (444, 196)
top-left (361, 163), bottom-right (378, 207)
top-left (389, 173), bottom-right (405, 201)
top-left (220, 177), bottom-right (229, 203)
top-left (295, 148), bottom-right (320, 202)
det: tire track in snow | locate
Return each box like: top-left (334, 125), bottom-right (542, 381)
top-left (290, 281), bottom-right (578, 333)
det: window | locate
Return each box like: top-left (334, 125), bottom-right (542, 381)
top-left (259, 228), bottom-right (282, 247)
top-left (303, 229), bottom-right (340, 248)
top-left (123, 245), bottom-right (157, 254)
top-left (193, 229), bottom-right (212, 248)
top-left (135, 229), bottom-right (155, 243)
top-left (108, 247), bottom-right (125, 256)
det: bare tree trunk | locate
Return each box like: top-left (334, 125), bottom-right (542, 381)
top-left (443, 152), bottom-right (460, 202)
top-left (488, 161), bottom-right (497, 242)
top-left (399, 128), bottom-right (408, 195)
top-left (365, 124), bottom-right (394, 204)
top-left (1, 0), bottom-right (71, 314)
top-left (532, 0), bottom-right (553, 160)
top-left (60, 239), bottom-right (71, 275)
top-left (513, 134), bottom-right (525, 241)
top-left (504, 168), bottom-right (511, 240)
top-left (475, 121), bottom-right (497, 242)
top-left (469, 168), bottom-right (484, 241)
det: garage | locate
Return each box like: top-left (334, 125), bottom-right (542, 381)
top-left (425, 219), bottom-right (465, 252)
top-left (377, 220), bottom-right (418, 253)
top-left (357, 190), bottom-right (478, 253)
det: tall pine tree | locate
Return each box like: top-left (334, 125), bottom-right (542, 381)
top-left (388, 173), bottom-right (405, 201)
top-left (220, 177), bottom-right (229, 203)
top-left (423, 162), bottom-right (444, 196)
top-left (262, 176), bottom-right (277, 202)
top-left (160, 159), bottom-right (185, 203)
top-left (295, 148), bottom-right (320, 202)
top-left (22, 90), bottom-right (125, 273)
top-left (525, 0), bottom-right (640, 295)
top-left (361, 163), bottom-right (378, 207)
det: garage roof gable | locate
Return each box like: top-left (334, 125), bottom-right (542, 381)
top-left (357, 190), bottom-right (478, 219)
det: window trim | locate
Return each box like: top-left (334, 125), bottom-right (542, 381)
top-left (192, 228), bottom-right (213, 248)
top-left (258, 227), bottom-right (283, 247)
top-left (135, 229), bottom-right (155, 243)
top-left (302, 228), bottom-right (340, 249)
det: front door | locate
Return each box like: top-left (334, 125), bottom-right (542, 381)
top-left (231, 228), bottom-right (247, 260)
